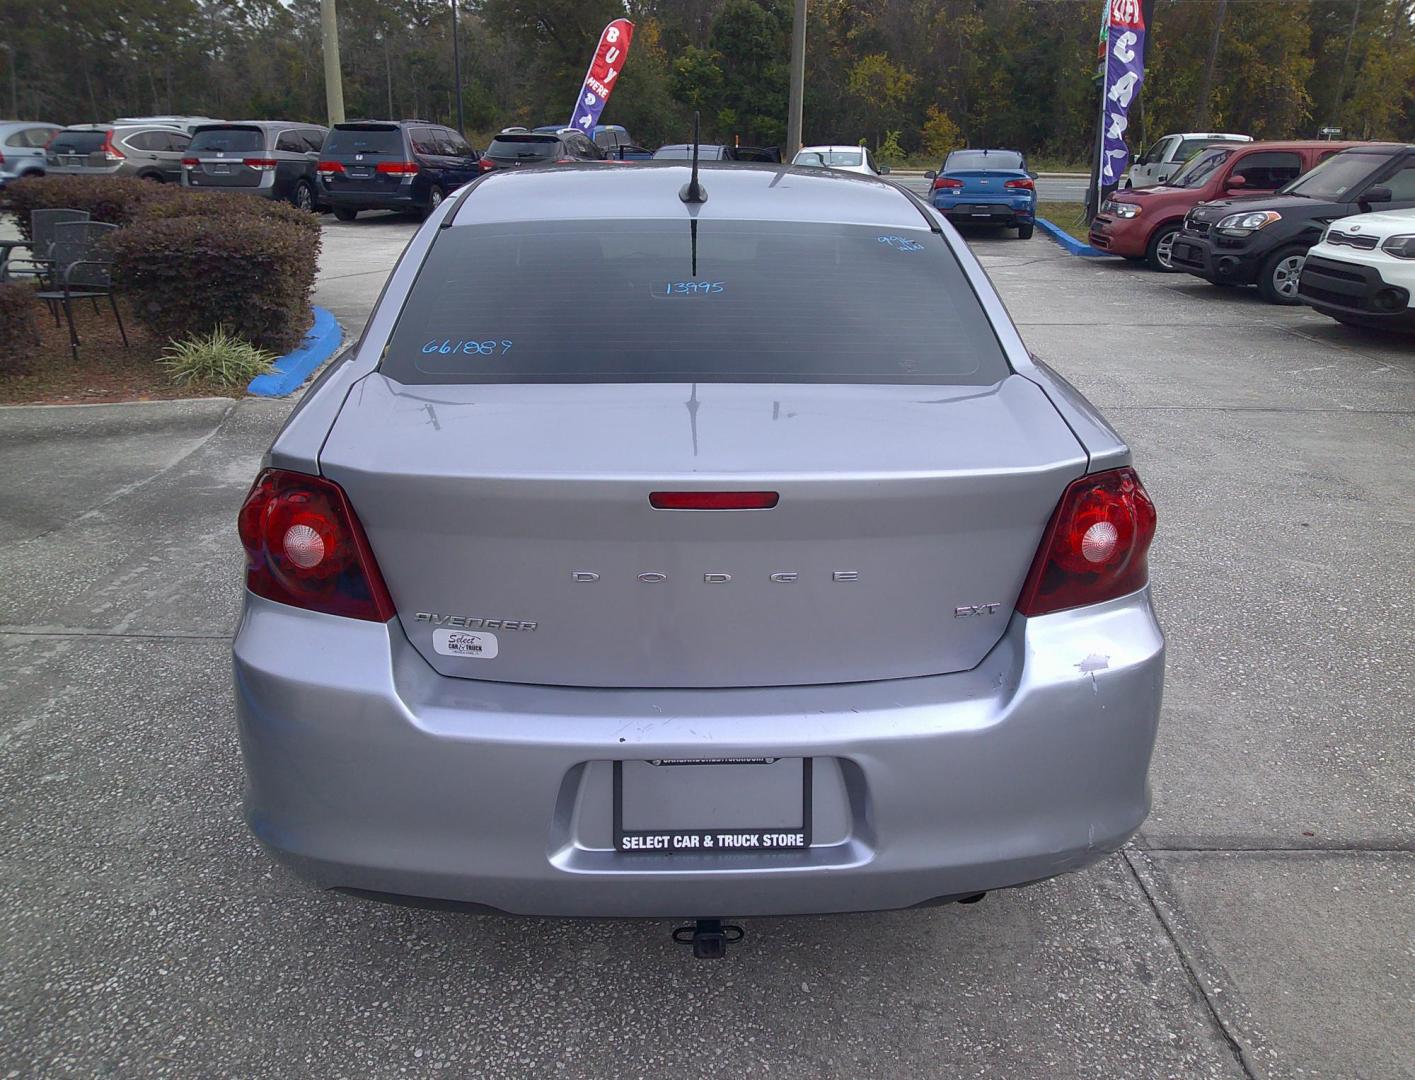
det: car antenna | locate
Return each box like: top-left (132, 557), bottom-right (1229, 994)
top-left (680, 111), bottom-right (707, 205)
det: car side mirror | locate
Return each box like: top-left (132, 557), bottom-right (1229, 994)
top-left (1226, 174), bottom-right (1246, 189)
top-left (923, 170), bottom-right (937, 180)
top-left (1027, 170), bottom-right (1038, 180)
top-left (1360, 186), bottom-right (1392, 207)
top-left (879, 165), bottom-right (891, 174)
top-left (1132, 153), bottom-right (1142, 164)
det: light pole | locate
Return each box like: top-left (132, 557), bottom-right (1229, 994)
top-left (0, 44), bottom-right (18, 119)
top-left (320, 0), bottom-right (345, 125)
top-left (786, 0), bottom-right (806, 156)
top-left (451, 0), bottom-right (465, 133)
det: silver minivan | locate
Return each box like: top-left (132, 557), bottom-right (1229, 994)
top-left (0, 120), bottom-right (62, 187)
top-left (45, 124), bottom-right (192, 184)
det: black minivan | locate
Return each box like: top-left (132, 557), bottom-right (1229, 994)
top-left (181, 121), bottom-right (328, 210)
top-left (317, 121), bottom-right (480, 220)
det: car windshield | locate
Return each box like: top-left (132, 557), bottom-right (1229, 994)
top-left (188, 127), bottom-right (264, 154)
top-left (488, 136), bottom-right (559, 160)
top-left (382, 220), bottom-right (1007, 385)
top-left (796, 150), bottom-right (863, 168)
top-left (324, 126), bottom-right (402, 155)
top-left (49, 130), bottom-right (106, 153)
top-left (945, 150), bottom-right (1023, 171)
top-left (1167, 148), bottom-right (1232, 188)
top-left (1280, 151), bottom-right (1382, 200)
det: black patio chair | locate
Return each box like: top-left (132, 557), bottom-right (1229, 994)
top-left (33, 221), bottom-right (128, 361)
top-left (0, 208), bottom-right (91, 284)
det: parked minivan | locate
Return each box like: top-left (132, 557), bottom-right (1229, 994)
top-left (45, 124), bottom-right (191, 183)
top-left (182, 121), bottom-right (328, 210)
top-left (0, 120), bottom-right (62, 187)
top-left (317, 120), bottom-right (480, 221)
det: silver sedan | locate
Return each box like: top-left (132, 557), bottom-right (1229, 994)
top-left (234, 161), bottom-right (1162, 929)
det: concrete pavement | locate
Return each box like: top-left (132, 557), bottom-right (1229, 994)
top-left (1, 219), bottom-right (1411, 1078)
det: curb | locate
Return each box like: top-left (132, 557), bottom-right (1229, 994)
top-left (1035, 217), bottom-right (1107, 257)
top-left (247, 307), bottom-right (342, 397)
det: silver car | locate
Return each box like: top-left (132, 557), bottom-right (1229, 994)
top-left (45, 124), bottom-right (191, 183)
top-left (234, 162), bottom-right (1163, 928)
top-left (0, 120), bottom-right (62, 187)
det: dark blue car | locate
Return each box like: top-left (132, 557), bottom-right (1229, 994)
top-left (926, 149), bottom-right (1038, 239)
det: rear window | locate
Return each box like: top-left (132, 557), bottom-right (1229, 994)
top-left (945, 150), bottom-right (1023, 171)
top-left (189, 126), bottom-right (265, 154)
top-left (324, 125), bottom-right (404, 156)
top-left (488, 135), bottom-right (559, 161)
top-left (381, 220), bottom-right (1007, 385)
top-left (49, 130), bottom-right (105, 153)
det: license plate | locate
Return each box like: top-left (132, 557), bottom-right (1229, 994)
top-left (613, 758), bottom-right (812, 854)
top-left (211, 164), bottom-right (230, 175)
top-left (348, 167), bottom-right (372, 179)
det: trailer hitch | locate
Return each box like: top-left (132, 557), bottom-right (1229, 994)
top-left (672, 918), bottom-right (744, 959)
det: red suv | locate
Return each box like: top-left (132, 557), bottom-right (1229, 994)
top-left (1090, 141), bottom-right (1357, 271)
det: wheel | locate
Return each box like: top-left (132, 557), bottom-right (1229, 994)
top-left (333, 207), bottom-right (358, 222)
top-left (1016, 222), bottom-right (1034, 240)
top-left (419, 186), bottom-right (445, 219)
top-left (1144, 223), bottom-right (1181, 272)
top-left (138, 172), bottom-right (164, 183)
top-left (291, 180), bottom-right (316, 212)
top-left (1256, 246), bottom-right (1308, 305)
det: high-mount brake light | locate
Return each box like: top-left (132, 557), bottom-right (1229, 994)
top-left (316, 160), bottom-right (345, 174)
top-left (1015, 467), bottom-right (1156, 617)
top-left (1005, 177), bottom-right (1035, 190)
top-left (237, 470), bottom-right (395, 622)
top-left (932, 176), bottom-right (963, 190)
top-left (650, 491), bottom-right (780, 511)
top-left (375, 160), bottom-right (420, 175)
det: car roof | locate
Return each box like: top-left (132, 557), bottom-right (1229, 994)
top-left (797, 145), bottom-right (866, 153)
top-left (1222, 140), bottom-right (1362, 152)
top-left (451, 161), bottom-right (930, 229)
top-left (194, 120), bottom-right (324, 130)
top-left (1172, 132), bottom-right (1250, 139)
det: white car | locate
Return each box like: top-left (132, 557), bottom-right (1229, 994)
top-left (792, 144), bottom-right (889, 177)
top-left (1124, 132), bottom-right (1250, 188)
top-left (1298, 207), bottom-right (1415, 332)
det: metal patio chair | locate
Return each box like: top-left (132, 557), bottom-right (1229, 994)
top-left (0, 208), bottom-right (91, 284)
top-left (33, 221), bottom-right (128, 361)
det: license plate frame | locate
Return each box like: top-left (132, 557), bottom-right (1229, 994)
top-left (613, 758), bottom-right (812, 855)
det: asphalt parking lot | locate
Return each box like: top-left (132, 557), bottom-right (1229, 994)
top-left (2, 213), bottom-right (1411, 1079)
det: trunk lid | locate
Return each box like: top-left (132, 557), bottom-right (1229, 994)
top-left (320, 375), bottom-right (1085, 688)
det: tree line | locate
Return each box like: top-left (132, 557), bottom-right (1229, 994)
top-left (2, 0), bottom-right (1411, 162)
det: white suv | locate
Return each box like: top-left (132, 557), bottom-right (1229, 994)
top-left (1298, 208), bottom-right (1415, 332)
top-left (1124, 132), bottom-right (1251, 188)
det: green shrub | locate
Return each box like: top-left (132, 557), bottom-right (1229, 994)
top-left (0, 282), bottom-right (40, 373)
top-left (5, 175), bottom-right (167, 240)
top-left (138, 188), bottom-right (323, 238)
top-left (159, 327), bottom-right (276, 388)
top-left (107, 214), bottom-right (318, 352)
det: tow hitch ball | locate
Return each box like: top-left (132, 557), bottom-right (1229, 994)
top-left (673, 919), bottom-right (744, 959)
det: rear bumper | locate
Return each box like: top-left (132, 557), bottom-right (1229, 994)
top-left (181, 172), bottom-right (278, 198)
top-left (234, 590), bottom-right (1164, 918)
top-left (1298, 253), bottom-right (1415, 328)
top-left (319, 188), bottom-right (419, 211)
top-left (932, 194), bottom-right (1034, 224)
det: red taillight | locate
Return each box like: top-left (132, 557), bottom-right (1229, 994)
top-left (1015, 467), bottom-right (1156, 617)
top-left (932, 176), bottom-right (963, 190)
top-left (102, 131), bottom-right (125, 161)
top-left (237, 470), bottom-right (394, 622)
top-left (316, 160), bottom-right (344, 174)
top-left (649, 491), bottom-right (780, 511)
top-left (181, 157), bottom-right (198, 167)
top-left (1005, 177), bottom-right (1035, 190)
top-left (375, 160), bottom-right (420, 175)
top-left (478, 157), bottom-right (496, 172)
top-left (243, 157), bottom-right (278, 171)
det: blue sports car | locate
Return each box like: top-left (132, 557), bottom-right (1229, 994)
top-left (926, 149), bottom-right (1038, 239)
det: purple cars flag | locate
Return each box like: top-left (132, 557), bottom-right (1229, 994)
top-left (568, 19), bottom-right (635, 134)
top-left (1100, 0), bottom-right (1147, 188)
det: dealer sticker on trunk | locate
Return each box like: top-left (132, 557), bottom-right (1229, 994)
top-left (433, 628), bottom-right (498, 659)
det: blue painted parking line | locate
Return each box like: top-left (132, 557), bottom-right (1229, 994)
top-left (1034, 217), bottom-right (1106, 257)
top-left (247, 306), bottom-right (342, 397)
